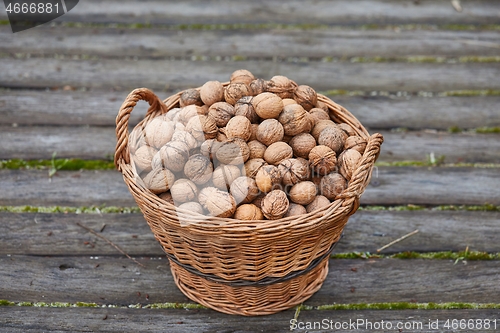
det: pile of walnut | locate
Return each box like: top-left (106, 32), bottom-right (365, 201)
top-left (130, 69), bottom-right (367, 221)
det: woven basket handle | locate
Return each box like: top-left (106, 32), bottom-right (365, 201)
top-left (338, 132), bottom-right (384, 213)
top-left (114, 88), bottom-right (168, 170)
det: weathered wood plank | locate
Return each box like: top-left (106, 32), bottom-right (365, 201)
top-left (0, 307), bottom-right (296, 333)
top-left (1, 0), bottom-right (497, 25)
top-left (1, 307), bottom-right (499, 333)
top-left (0, 167), bottom-right (498, 207)
top-left (2, 90), bottom-right (500, 130)
top-left (1, 256), bottom-right (498, 305)
top-left (1, 211), bottom-right (499, 256)
top-left (2, 27), bottom-right (500, 58)
top-left (1, 58), bottom-right (499, 92)
top-left (1, 125), bottom-right (499, 163)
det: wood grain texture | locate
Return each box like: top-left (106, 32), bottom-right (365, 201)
top-left (2, 90), bottom-right (500, 130)
top-left (2, 27), bottom-right (500, 58)
top-left (1, 307), bottom-right (499, 333)
top-left (1, 125), bottom-right (499, 163)
top-left (1, 58), bottom-right (499, 92)
top-left (1, 0), bottom-right (497, 25)
top-left (1, 256), bottom-right (498, 305)
top-left (0, 167), bottom-right (498, 207)
top-left (1, 211), bottom-right (499, 256)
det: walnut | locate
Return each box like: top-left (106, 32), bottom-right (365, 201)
top-left (144, 117), bottom-right (175, 149)
top-left (143, 167), bottom-right (176, 194)
top-left (212, 164), bottom-right (241, 190)
top-left (183, 154), bottom-right (214, 185)
top-left (282, 98), bottom-right (298, 107)
top-left (293, 85), bottom-right (318, 111)
top-left (158, 191), bottom-right (174, 205)
top-left (289, 181), bottom-right (317, 205)
top-left (208, 102), bottom-right (235, 127)
top-left (177, 201), bottom-right (204, 215)
top-left (174, 122), bottom-right (186, 132)
top-left (242, 158), bottom-right (267, 179)
top-left (249, 78), bottom-right (267, 96)
top-left (230, 176), bottom-right (260, 204)
top-left (289, 133), bottom-right (316, 159)
top-left (344, 136), bottom-right (367, 155)
top-left (285, 203), bottom-right (307, 217)
top-left (234, 96), bottom-right (260, 123)
top-left (198, 187), bottom-right (237, 218)
top-left (247, 140), bottom-right (267, 160)
top-left (215, 138), bottom-right (250, 165)
top-left (252, 92), bottom-right (284, 119)
top-left (256, 119), bottom-right (284, 146)
top-left (200, 80), bottom-right (224, 106)
top-left (311, 120), bottom-right (337, 141)
top-left (306, 195), bottom-right (331, 213)
top-left (234, 204), bottom-right (264, 220)
top-left (261, 190), bottom-right (289, 220)
top-left (320, 172), bottom-right (347, 200)
top-left (225, 115), bottom-right (252, 141)
top-left (309, 108), bottom-right (330, 126)
top-left (133, 145), bottom-right (157, 173)
top-left (171, 130), bottom-right (198, 151)
top-left (338, 149), bottom-right (362, 181)
top-left (178, 105), bottom-right (206, 125)
top-left (266, 75), bottom-right (298, 99)
top-left (278, 158), bottom-right (311, 186)
top-left (317, 125), bottom-right (347, 155)
top-left (338, 123), bottom-right (357, 137)
top-left (278, 104), bottom-right (312, 136)
top-left (263, 142), bottom-right (293, 166)
top-left (170, 178), bottom-right (198, 204)
top-left (151, 141), bottom-right (189, 173)
top-left (185, 115), bottom-right (218, 142)
top-left (309, 145), bottom-right (337, 176)
top-left (179, 89), bottom-right (203, 107)
top-left (255, 164), bottom-right (281, 193)
top-left (224, 82), bottom-right (251, 105)
top-left (249, 124), bottom-right (259, 142)
top-left (230, 69), bottom-right (255, 85)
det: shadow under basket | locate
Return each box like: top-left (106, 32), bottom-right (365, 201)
top-left (114, 86), bottom-right (384, 316)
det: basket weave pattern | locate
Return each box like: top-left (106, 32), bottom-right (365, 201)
top-left (115, 86), bottom-right (383, 315)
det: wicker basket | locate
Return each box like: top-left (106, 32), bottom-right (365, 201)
top-left (114, 86), bottom-right (383, 316)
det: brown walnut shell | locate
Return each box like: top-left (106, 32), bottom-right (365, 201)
top-left (261, 190), bottom-right (289, 220)
top-left (308, 108), bottom-right (330, 126)
top-left (255, 164), bottom-right (281, 193)
top-left (278, 104), bottom-right (313, 136)
top-left (224, 82), bottom-right (251, 105)
top-left (344, 136), bottom-right (367, 155)
top-left (249, 78), bottom-right (267, 96)
top-left (185, 115), bottom-right (218, 142)
top-left (133, 145), bottom-right (157, 173)
top-left (225, 115), bottom-right (252, 142)
top-left (143, 167), bottom-right (176, 194)
top-left (171, 130), bottom-right (198, 151)
top-left (212, 164), bottom-right (241, 190)
top-left (293, 85), bottom-right (318, 111)
top-left (170, 178), bottom-right (198, 204)
top-left (311, 119), bottom-right (337, 140)
top-left (208, 102), bottom-right (235, 127)
top-left (179, 89), bottom-right (203, 107)
top-left (278, 158), bottom-right (311, 187)
top-left (247, 140), bottom-right (267, 160)
top-left (215, 138), bottom-right (250, 165)
top-left (266, 75), bottom-right (298, 99)
top-left (152, 141), bottom-right (189, 173)
top-left (252, 92), bottom-right (284, 119)
top-left (289, 133), bottom-right (316, 159)
top-left (230, 176), bottom-right (260, 204)
top-left (317, 125), bottom-right (347, 155)
top-left (306, 195), bottom-right (331, 213)
top-left (198, 187), bottom-right (236, 218)
top-left (234, 96), bottom-right (260, 123)
top-left (144, 117), bottom-right (175, 149)
top-left (285, 203), bottom-right (307, 217)
top-left (256, 119), bottom-right (284, 146)
top-left (320, 172), bottom-right (347, 200)
top-left (289, 181), bottom-right (317, 205)
top-left (200, 80), bottom-right (224, 106)
top-left (338, 149), bottom-right (362, 181)
top-left (230, 69), bottom-right (255, 85)
top-left (234, 204), bottom-right (264, 220)
top-left (183, 154), bottom-right (214, 185)
top-left (177, 202), bottom-right (204, 215)
top-left (263, 142), bottom-right (293, 166)
top-left (242, 158), bottom-right (267, 179)
top-left (309, 145), bottom-right (337, 176)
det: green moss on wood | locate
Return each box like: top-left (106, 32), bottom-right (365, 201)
top-left (146, 302), bottom-right (207, 310)
top-left (0, 159), bottom-right (115, 171)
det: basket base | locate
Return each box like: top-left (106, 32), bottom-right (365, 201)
top-left (169, 258), bottom-right (329, 316)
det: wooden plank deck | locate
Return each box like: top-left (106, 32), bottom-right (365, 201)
top-left (1, 0), bottom-right (499, 331)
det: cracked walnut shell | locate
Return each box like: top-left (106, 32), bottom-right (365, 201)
top-left (224, 82), bottom-right (251, 105)
top-left (293, 85), bottom-right (318, 111)
top-left (278, 158), bottom-right (311, 187)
